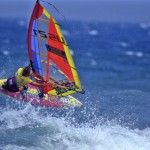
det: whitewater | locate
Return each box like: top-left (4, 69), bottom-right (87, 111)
top-left (0, 102), bottom-right (150, 150)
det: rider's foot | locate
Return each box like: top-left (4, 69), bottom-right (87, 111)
top-left (20, 91), bottom-right (26, 99)
top-left (39, 92), bottom-right (44, 98)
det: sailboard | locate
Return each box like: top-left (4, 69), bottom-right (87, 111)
top-left (0, 0), bottom-right (84, 108)
top-left (0, 79), bottom-right (82, 108)
top-left (28, 0), bottom-right (84, 96)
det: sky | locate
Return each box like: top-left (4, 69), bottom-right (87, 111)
top-left (0, 0), bottom-right (150, 23)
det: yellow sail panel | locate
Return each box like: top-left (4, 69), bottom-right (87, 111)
top-left (53, 19), bottom-right (82, 91)
top-left (43, 8), bottom-right (50, 19)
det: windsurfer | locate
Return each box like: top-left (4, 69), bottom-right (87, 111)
top-left (2, 65), bottom-right (67, 94)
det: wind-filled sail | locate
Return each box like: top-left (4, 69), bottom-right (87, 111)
top-left (28, 0), bottom-right (83, 96)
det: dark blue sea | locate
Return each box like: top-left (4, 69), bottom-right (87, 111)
top-left (0, 18), bottom-right (150, 149)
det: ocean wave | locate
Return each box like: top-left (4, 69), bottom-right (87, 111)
top-left (125, 51), bottom-right (144, 57)
top-left (0, 106), bottom-right (150, 150)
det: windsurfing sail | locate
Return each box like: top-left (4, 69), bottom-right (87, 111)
top-left (28, 0), bottom-right (83, 96)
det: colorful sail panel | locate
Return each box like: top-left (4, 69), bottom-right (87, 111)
top-left (28, 1), bottom-right (82, 96)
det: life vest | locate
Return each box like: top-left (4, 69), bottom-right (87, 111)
top-left (15, 68), bottom-right (32, 87)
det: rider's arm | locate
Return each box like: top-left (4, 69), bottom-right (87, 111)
top-left (30, 73), bottom-right (67, 89)
top-left (31, 81), bottom-right (67, 89)
top-left (30, 81), bottom-right (55, 87)
top-left (49, 77), bottom-right (58, 83)
top-left (30, 73), bottom-right (45, 82)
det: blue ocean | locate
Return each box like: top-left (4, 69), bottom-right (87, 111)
top-left (0, 18), bottom-right (150, 150)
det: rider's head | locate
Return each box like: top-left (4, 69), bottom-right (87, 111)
top-left (22, 66), bottom-right (31, 76)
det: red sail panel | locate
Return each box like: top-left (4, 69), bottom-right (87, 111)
top-left (47, 17), bottom-right (74, 82)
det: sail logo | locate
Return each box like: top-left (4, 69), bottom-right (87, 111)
top-left (46, 44), bottom-right (67, 59)
top-left (33, 29), bottom-right (68, 46)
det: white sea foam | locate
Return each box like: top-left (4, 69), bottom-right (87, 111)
top-left (89, 30), bottom-right (99, 36)
top-left (119, 42), bottom-right (129, 48)
top-left (139, 23), bottom-right (150, 29)
top-left (2, 50), bottom-right (9, 56)
top-left (0, 105), bottom-right (150, 150)
top-left (70, 49), bottom-right (74, 56)
top-left (135, 52), bottom-right (143, 57)
top-left (125, 51), bottom-right (143, 58)
top-left (125, 51), bottom-right (134, 56)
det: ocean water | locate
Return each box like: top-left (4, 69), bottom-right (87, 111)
top-left (0, 18), bottom-right (150, 149)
